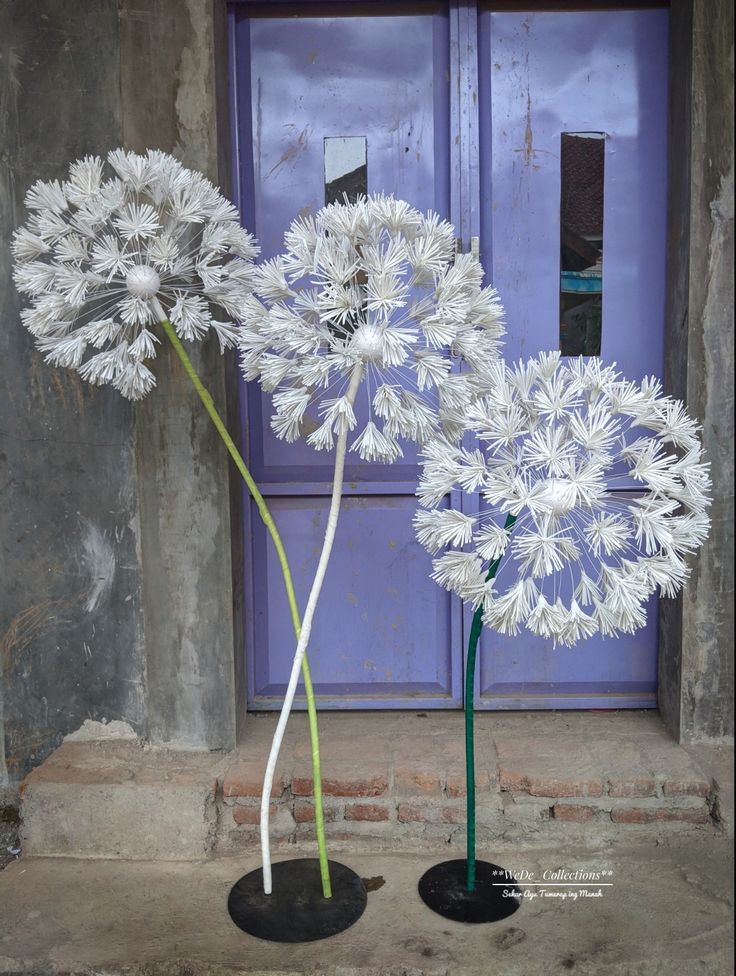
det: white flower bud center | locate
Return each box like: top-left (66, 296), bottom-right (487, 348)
top-left (126, 264), bottom-right (161, 300)
top-left (350, 323), bottom-right (384, 363)
top-left (536, 478), bottom-right (576, 516)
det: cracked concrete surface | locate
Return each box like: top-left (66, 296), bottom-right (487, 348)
top-left (0, 839), bottom-right (733, 975)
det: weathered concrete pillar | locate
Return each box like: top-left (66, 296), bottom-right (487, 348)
top-left (119, 0), bottom-right (242, 750)
top-left (0, 0), bottom-right (146, 781)
top-left (660, 0), bottom-right (734, 743)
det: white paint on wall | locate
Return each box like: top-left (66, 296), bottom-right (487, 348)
top-left (80, 519), bottom-right (116, 614)
top-left (64, 719), bottom-right (138, 742)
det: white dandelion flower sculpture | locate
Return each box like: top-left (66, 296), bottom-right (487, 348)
top-left (12, 150), bottom-right (336, 902)
top-left (13, 148), bottom-right (259, 399)
top-left (239, 194), bottom-right (505, 895)
top-left (414, 351), bottom-right (711, 898)
top-left (415, 352), bottom-right (711, 643)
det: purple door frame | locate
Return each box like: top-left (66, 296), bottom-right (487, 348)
top-left (227, 1), bottom-right (668, 710)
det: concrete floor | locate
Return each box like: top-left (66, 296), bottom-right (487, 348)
top-left (0, 838), bottom-right (733, 976)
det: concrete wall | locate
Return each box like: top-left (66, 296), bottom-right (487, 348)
top-left (119, 0), bottom-right (241, 751)
top-left (0, 0), bottom-right (239, 784)
top-left (0, 0), bottom-right (145, 784)
top-left (660, 0), bottom-right (735, 744)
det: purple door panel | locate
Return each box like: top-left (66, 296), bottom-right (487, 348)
top-left (233, 4), bottom-right (462, 708)
top-left (247, 13), bottom-right (450, 262)
top-left (244, 9), bottom-right (450, 488)
top-left (248, 495), bottom-right (461, 707)
top-left (479, 8), bottom-right (669, 381)
top-left (474, 9), bottom-right (667, 709)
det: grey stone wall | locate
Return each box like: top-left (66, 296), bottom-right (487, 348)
top-left (119, 0), bottom-right (240, 751)
top-left (0, 0), bottom-right (238, 784)
top-left (0, 0), bottom-right (145, 784)
top-left (660, 0), bottom-right (735, 743)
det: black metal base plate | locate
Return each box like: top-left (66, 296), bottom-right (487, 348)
top-left (418, 859), bottom-right (522, 924)
top-left (228, 858), bottom-right (367, 943)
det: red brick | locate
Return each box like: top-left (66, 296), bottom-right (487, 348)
top-left (528, 777), bottom-right (604, 798)
top-left (397, 803), bottom-right (429, 823)
top-left (344, 803), bottom-right (390, 822)
top-left (325, 775), bottom-right (388, 797)
top-left (293, 802), bottom-right (341, 824)
top-left (611, 806), bottom-right (710, 825)
top-left (395, 769), bottom-right (442, 795)
top-left (232, 804), bottom-right (276, 825)
top-left (611, 808), bottom-right (657, 824)
top-left (294, 801), bottom-right (314, 823)
top-left (320, 831), bottom-right (358, 842)
top-left (500, 767), bottom-right (605, 798)
top-left (445, 779), bottom-right (466, 799)
top-left (552, 803), bottom-right (597, 822)
top-left (657, 807), bottom-right (710, 824)
top-left (608, 778), bottom-right (657, 798)
top-left (439, 806), bottom-right (466, 825)
top-left (446, 770), bottom-right (490, 798)
top-left (396, 803), bottom-right (465, 825)
top-left (663, 779), bottom-right (710, 798)
top-left (223, 764), bottom-right (281, 799)
top-left (499, 770), bottom-right (529, 793)
top-left (292, 775), bottom-right (388, 798)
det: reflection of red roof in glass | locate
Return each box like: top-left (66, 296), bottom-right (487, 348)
top-left (561, 135), bottom-right (604, 237)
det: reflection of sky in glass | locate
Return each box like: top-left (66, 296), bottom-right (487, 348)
top-left (324, 137), bottom-right (366, 185)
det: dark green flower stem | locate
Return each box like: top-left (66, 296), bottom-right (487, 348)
top-left (465, 512), bottom-right (517, 892)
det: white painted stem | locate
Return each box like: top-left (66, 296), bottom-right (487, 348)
top-left (260, 363), bottom-right (364, 895)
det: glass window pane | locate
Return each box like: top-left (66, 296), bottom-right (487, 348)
top-left (324, 136), bottom-right (367, 205)
top-left (559, 132), bottom-right (605, 356)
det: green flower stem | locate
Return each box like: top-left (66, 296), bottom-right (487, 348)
top-left (465, 512), bottom-right (517, 893)
top-left (159, 315), bottom-right (332, 899)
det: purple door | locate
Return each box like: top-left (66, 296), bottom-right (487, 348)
top-left (229, 3), bottom-right (668, 710)
top-left (475, 8), bottom-right (668, 709)
top-left (231, 4), bottom-right (463, 708)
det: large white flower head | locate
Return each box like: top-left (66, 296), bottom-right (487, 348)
top-left (414, 352), bottom-right (711, 646)
top-left (12, 149), bottom-right (259, 400)
top-left (238, 194), bottom-right (505, 461)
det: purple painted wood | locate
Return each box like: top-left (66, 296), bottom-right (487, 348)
top-left (250, 496), bottom-right (461, 707)
top-left (449, 2), bottom-right (480, 248)
top-left (232, 4), bottom-right (463, 708)
top-left (230, 3), bottom-right (668, 710)
top-left (246, 8), bottom-right (450, 485)
top-left (479, 8), bottom-right (669, 381)
top-left (474, 8), bottom-right (668, 709)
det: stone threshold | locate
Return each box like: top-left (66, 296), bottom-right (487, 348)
top-left (19, 710), bottom-right (732, 860)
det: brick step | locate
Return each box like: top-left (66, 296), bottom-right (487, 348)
top-left (19, 712), bottom-right (728, 859)
top-left (220, 723), bottom-right (714, 852)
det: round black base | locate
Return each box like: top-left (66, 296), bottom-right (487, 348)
top-left (418, 859), bottom-right (522, 924)
top-left (228, 858), bottom-right (367, 943)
